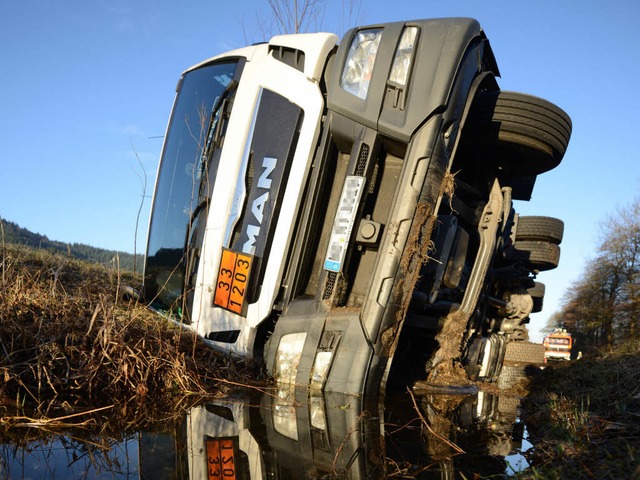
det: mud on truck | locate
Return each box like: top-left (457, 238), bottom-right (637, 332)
top-left (143, 18), bottom-right (571, 403)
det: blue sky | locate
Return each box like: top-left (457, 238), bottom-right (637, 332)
top-left (1, 0), bottom-right (639, 340)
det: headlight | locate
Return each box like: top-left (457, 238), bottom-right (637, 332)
top-left (389, 27), bottom-right (418, 86)
top-left (274, 332), bottom-right (307, 386)
top-left (340, 28), bottom-right (383, 99)
top-left (273, 387), bottom-right (299, 440)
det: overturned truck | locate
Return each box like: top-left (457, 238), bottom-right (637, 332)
top-left (143, 18), bottom-right (571, 400)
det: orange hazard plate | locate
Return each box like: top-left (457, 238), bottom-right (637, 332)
top-left (213, 248), bottom-right (252, 316)
top-left (205, 437), bottom-right (237, 480)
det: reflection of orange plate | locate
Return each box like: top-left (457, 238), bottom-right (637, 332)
top-left (205, 437), bottom-right (237, 480)
top-left (213, 249), bottom-right (252, 316)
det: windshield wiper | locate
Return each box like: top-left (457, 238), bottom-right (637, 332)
top-left (193, 79), bottom-right (239, 214)
top-left (200, 79), bottom-right (238, 171)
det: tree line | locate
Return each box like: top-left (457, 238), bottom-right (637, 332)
top-left (548, 198), bottom-right (639, 351)
top-left (0, 217), bottom-right (143, 272)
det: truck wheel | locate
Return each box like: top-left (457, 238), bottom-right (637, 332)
top-left (528, 281), bottom-right (545, 313)
top-left (467, 91), bottom-right (572, 176)
top-left (498, 365), bottom-right (526, 389)
top-left (503, 340), bottom-right (545, 364)
top-left (511, 241), bottom-right (560, 271)
top-left (516, 216), bottom-right (564, 244)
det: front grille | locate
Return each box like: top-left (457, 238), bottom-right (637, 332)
top-left (323, 272), bottom-right (337, 299)
top-left (355, 143), bottom-right (369, 176)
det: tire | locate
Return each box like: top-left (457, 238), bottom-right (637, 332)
top-left (503, 340), bottom-right (545, 364)
top-left (497, 365), bottom-right (526, 389)
top-left (516, 216), bottom-right (564, 244)
top-left (497, 341), bottom-right (544, 388)
top-left (467, 91), bottom-right (572, 176)
top-left (511, 241), bottom-right (560, 271)
top-left (527, 281), bottom-right (545, 313)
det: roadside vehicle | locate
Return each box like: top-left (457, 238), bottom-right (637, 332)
top-left (543, 328), bottom-right (573, 361)
top-left (143, 17), bottom-right (571, 401)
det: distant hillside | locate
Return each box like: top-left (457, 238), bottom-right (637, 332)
top-left (0, 217), bottom-right (143, 271)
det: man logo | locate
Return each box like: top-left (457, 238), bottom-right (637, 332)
top-left (242, 156), bottom-right (277, 255)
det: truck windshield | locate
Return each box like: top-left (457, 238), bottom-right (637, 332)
top-left (144, 60), bottom-right (240, 316)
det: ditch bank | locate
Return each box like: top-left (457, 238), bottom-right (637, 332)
top-left (0, 244), bottom-right (263, 428)
top-left (518, 347), bottom-right (640, 479)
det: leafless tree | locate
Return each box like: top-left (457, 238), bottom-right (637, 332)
top-left (266, 0), bottom-right (326, 34)
top-left (552, 197), bottom-right (640, 349)
top-left (599, 198), bottom-right (640, 338)
top-left (245, 0), bottom-right (363, 43)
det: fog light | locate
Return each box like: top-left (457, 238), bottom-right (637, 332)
top-left (310, 351), bottom-right (333, 392)
top-left (309, 395), bottom-right (327, 431)
top-left (388, 26), bottom-right (418, 86)
top-left (340, 28), bottom-right (383, 99)
top-left (274, 332), bottom-right (307, 386)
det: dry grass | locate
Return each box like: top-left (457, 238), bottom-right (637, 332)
top-left (0, 244), bottom-right (263, 429)
top-left (519, 345), bottom-right (640, 479)
top-left (424, 310), bottom-right (472, 386)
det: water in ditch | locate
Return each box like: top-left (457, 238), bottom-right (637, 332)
top-left (0, 387), bottom-right (534, 479)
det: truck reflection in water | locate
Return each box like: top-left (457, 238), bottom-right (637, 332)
top-left (1, 390), bottom-right (532, 479)
top-left (168, 389), bottom-right (383, 479)
top-left (385, 390), bottom-right (531, 477)
top-left (139, 389), bottom-right (531, 479)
